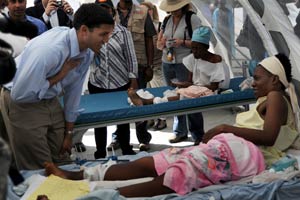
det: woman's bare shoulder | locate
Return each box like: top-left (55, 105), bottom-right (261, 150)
top-left (266, 91), bottom-right (288, 109)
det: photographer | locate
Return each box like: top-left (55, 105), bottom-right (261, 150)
top-left (26, 0), bottom-right (74, 29)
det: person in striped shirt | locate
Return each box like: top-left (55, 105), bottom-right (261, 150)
top-left (88, 0), bottom-right (138, 159)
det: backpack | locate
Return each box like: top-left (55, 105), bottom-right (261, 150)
top-left (161, 10), bottom-right (195, 40)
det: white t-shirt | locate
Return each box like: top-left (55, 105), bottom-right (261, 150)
top-left (182, 54), bottom-right (229, 89)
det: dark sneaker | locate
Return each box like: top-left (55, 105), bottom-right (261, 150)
top-left (107, 141), bottom-right (120, 151)
top-left (153, 119), bottom-right (167, 130)
top-left (194, 139), bottom-right (201, 146)
top-left (74, 142), bottom-right (86, 152)
top-left (139, 143), bottom-right (150, 151)
top-left (169, 135), bottom-right (188, 143)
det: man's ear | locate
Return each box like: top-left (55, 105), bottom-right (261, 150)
top-left (78, 25), bottom-right (90, 41)
top-left (79, 25), bottom-right (89, 35)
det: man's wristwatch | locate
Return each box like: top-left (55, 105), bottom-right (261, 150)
top-left (65, 130), bottom-right (74, 135)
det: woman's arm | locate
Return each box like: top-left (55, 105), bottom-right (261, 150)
top-left (203, 91), bottom-right (288, 146)
top-left (157, 30), bottom-right (166, 50)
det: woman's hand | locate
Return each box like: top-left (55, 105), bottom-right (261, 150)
top-left (157, 30), bottom-right (167, 50)
top-left (173, 38), bottom-right (184, 48)
top-left (202, 124), bottom-right (228, 143)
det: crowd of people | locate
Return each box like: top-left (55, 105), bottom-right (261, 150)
top-left (1, 0), bottom-right (300, 199)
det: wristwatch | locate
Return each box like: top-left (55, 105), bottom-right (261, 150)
top-left (65, 130), bottom-right (74, 135)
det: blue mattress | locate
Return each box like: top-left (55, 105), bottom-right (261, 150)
top-left (74, 77), bottom-right (255, 129)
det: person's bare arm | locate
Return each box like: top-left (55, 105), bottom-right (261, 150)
top-left (171, 72), bottom-right (193, 88)
top-left (129, 78), bottom-right (139, 89)
top-left (60, 121), bottom-right (75, 155)
top-left (157, 30), bottom-right (166, 50)
top-left (203, 91), bottom-right (287, 145)
top-left (204, 82), bottom-right (219, 91)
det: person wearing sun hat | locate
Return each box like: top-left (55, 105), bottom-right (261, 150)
top-left (159, 0), bottom-right (191, 12)
top-left (157, 0), bottom-right (202, 144)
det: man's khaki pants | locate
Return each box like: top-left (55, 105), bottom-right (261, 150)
top-left (0, 89), bottom-right (70, 170)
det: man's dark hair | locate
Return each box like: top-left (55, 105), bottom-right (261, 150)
top-left (275, 53), bottom-right (292, 82)
top-left (73, 3), bottom-right (114, 30)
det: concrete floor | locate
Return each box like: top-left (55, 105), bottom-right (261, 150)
top-left (73, 107), bottom-right (243, 160)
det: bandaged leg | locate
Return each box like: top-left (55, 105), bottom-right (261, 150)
top-left (127, 89), bottom-right (154, 106)
top-left (136, 89), bottom-right (154, 99)
top-left (153, 97), bottom-right (168, 104)
top-left (163, 89), bottom-right (178, 98)
top-left (83, 160), bottom-right (117, 181)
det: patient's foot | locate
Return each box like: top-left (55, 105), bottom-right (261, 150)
top-left (128, 89), bottom-right (155, 106)
top-left (127, 89), bottom-right (144, 106)
top-left (44, 162), bottom-right (68, 179)
top-left (44, 162), bottom-right (84, 180)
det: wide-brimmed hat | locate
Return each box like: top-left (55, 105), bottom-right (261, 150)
top-left (159, 0), bottom-right (191, 12)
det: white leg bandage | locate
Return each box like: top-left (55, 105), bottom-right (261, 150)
top-left (136, 89), bottom-right (154, 99)
top-left (153, 97), bottom-right (168, 104)
top-left (163, 89), bottom-right (177, 98)
top-left (83, 160), bottom-right (117, 181)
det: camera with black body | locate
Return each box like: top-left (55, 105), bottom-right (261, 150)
top-left (56, 0), bottom-right (63, 8)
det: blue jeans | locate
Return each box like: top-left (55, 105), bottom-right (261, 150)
top-left (162, 62), bottom-right (204, 141)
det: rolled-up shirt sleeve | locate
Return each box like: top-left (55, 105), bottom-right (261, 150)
top-left (11, 47), bottom-right (63, 103)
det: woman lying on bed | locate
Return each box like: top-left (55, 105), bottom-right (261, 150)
top-left (44, 53), bottom-right (299, 197)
